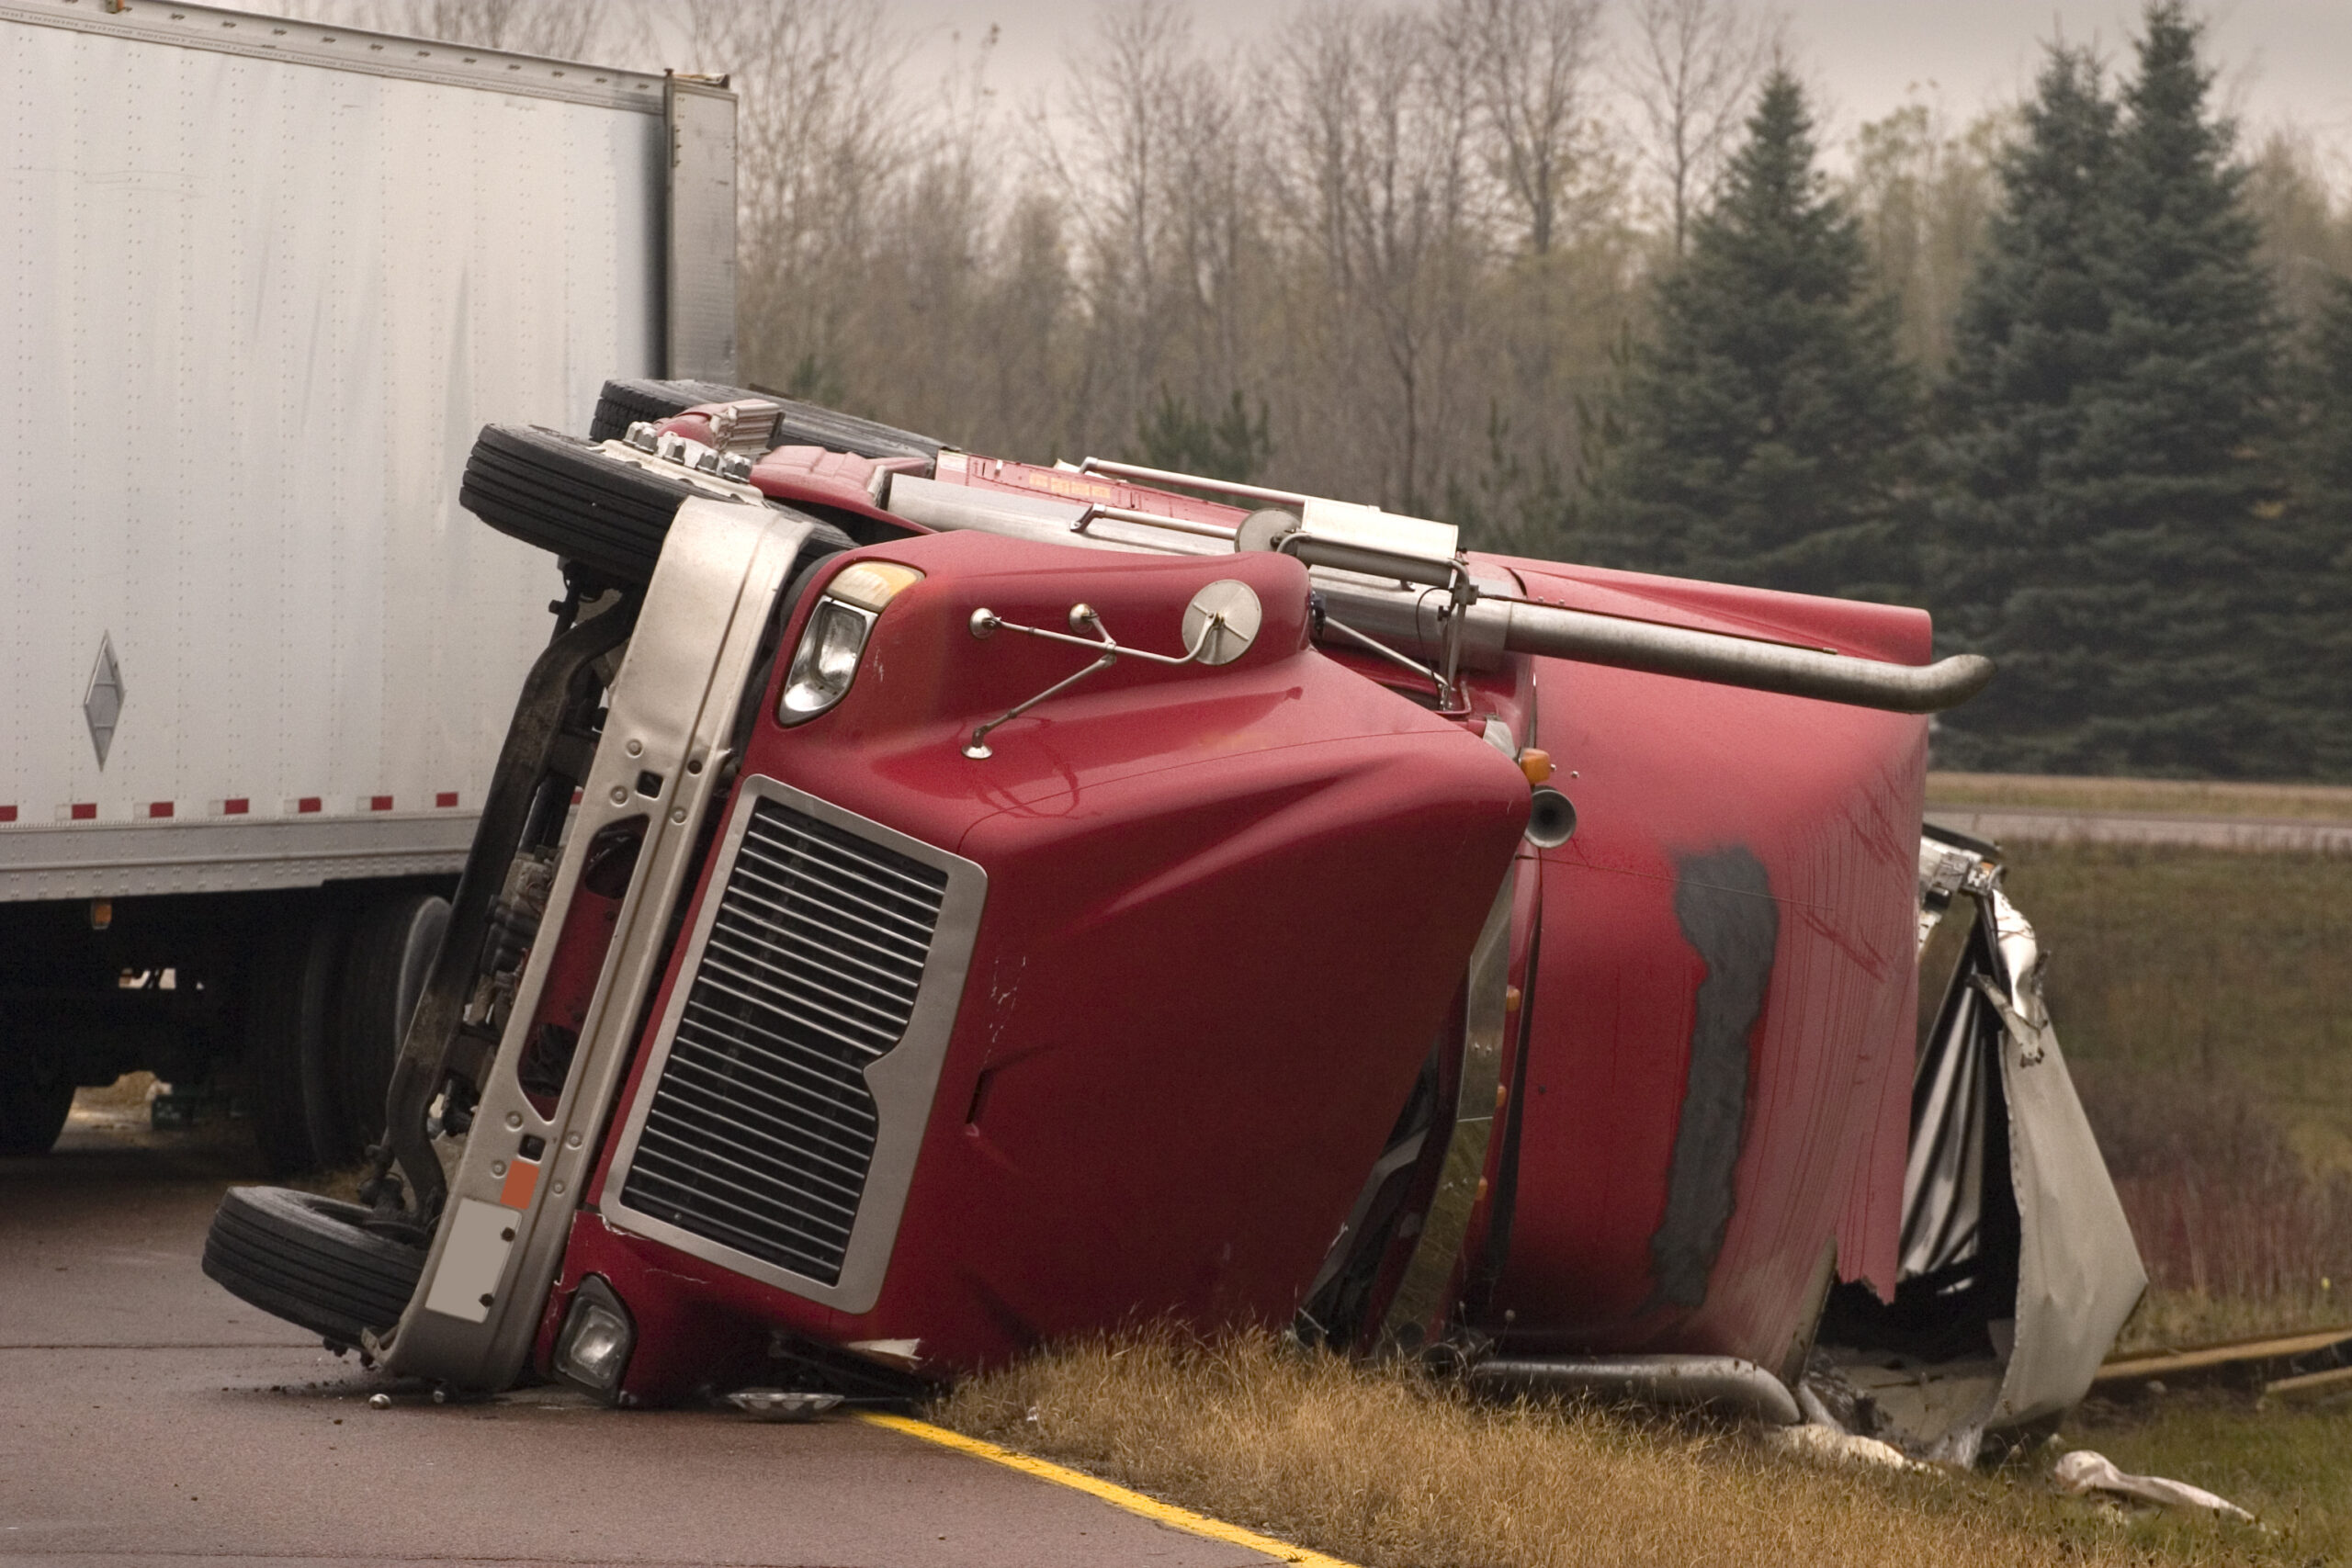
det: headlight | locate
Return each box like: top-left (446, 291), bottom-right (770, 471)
top-left (552, 1275), bottom-right (635, 1401)
top-left (777, 560), bottom-right (923, 725)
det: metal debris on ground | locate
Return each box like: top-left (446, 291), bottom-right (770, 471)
top-left (1767, 1423), bottom-right (1928, 1472)
top-left (2053, 1450), bottom-right (2253, 1522)
top-left (725, 1389), bottom-right (843, 1423)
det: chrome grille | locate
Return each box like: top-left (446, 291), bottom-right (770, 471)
top-left (618, 797), bottom-right (947, 1285)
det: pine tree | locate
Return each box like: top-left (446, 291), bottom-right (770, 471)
top-left (1933, 5), bottom-right (2298, 775)
top-left (1591, 70), bottom-right (1919, 602)
top-left (2273, 279), bottom-right (2352, 777)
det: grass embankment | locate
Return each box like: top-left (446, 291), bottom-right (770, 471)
top-left (933, 833), bottom-right (2352, 1565)
top-left (939, 1331), bottom-right (2314, 1568)
top-left (1989, 839), bottom-right (2352, 1351)
top-left (1928, 771), bottom-right (2352, 821)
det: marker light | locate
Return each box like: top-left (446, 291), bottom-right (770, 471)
top-left (777, 561), bottom-right (923, 725)
top-left (824, 559), bottom-right (924, 612)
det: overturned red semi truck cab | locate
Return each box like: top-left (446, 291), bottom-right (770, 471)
top-left (203, 386), bottom-right (1998, 1409)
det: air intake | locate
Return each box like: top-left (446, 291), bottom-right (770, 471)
top-left (617, 797), bottom-right (948, 1284)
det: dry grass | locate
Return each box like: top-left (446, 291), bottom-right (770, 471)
top-left (937, 1330), bottom-right (2280, 1568)
top-left (1928, 772), bottom-right (2352, 822)
top-left (2115, 1288), bottom-right (2349, 1357)
top-left (2001, 842), bottom-right (2352, 1172)
top-left (2085, 1074), bottom-right (2352, 1309)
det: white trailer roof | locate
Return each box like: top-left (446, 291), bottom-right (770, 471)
top-left (0, 0), bottom-right (672, 113)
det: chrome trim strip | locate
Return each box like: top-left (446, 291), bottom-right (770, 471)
top-left (600, 776), bottom-right (986, 1316)
top-left (387, 499), bottom-right (811, 1390)
top-left (1378, 865), bottom-right (1517, 1345)
top-left (0, 816), bottom-right (476, 901)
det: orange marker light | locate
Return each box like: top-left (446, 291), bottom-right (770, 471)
top-left (1520, 748), bottom-right (1555, 785)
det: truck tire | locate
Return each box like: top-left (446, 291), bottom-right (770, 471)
top-left (586, 378), bottom-right (943, 463)
top-left (462, 424), bottom-right (854, 586)
top-left (0, 1055), bottom-right (74, 1156)
top-left (243, 900), bottom-right (347, 1177)
top-left (587, 378), bottom-right (764, 444)
top-left (330, 890), bottom-right (449, 1167)
top-left (201, 1185), bottom-right (425, 1348)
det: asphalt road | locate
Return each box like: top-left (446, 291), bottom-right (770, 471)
top-left (0, 1109), bottom-right (1280, 1568)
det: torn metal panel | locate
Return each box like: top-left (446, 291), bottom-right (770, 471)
top-left (1900, 952), bottom-right (1996, 1280)
top-left (1812, 831), bottom-right (2144, 1456)
top-left (1983, 883), bottom-right (2144, 1429)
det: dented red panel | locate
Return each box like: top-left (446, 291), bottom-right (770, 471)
top-left (1480, 614), bottom-right (1923, 1370)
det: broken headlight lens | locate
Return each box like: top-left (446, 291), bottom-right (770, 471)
top-left (777, 561), bottom-right (922, 725)
top-left (552, 1275), bottom-right (635, 1400)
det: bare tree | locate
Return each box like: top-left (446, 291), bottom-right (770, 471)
top-left (1452, 0), bottom-right (1603, 256)
top-left (387, 0), bottom-right (607, 59)
top-left (1620, 0), bottom-right (1774, 256)
top-left (1272, 3), bottom-right (1485, 513)
top-left (1046, 1), bottom-right (1194, 434)
top-left (2245, 125), bottom-right (2352, 334)
top-left (684, 0), bottom-right (913, 400)
top-left (1845, 98), bottom-right (2005, 369)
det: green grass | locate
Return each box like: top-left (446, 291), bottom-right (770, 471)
top-left (1928, 771), bottom-right (2352, 822)
top-left (2060, 1392), bottom-right (2352, 1562)
top-left (1997, 840), bottom-right (2352, 1173)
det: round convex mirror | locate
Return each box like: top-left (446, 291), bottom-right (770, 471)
top-left (1182, 580), bottom-right (1263, 666)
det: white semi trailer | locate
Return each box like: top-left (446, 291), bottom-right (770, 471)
top-left (0, 0), bottom-right (738, 1163)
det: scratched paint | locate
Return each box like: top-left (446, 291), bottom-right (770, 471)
top-left (1647, 847), bottom-right (1778, 1310)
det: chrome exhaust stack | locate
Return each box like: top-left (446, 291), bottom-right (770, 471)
top-left (884, 459), bottom-right (1993, 716)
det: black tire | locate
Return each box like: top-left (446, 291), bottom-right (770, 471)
top-left (202, 1185), bottom-right (425, 1348)
top-left (462, 424), bottom-right (854, 586)
top-left (464, 424), bottom-right (735, 584)
top-left (330, 890), bottom-right (449, 1167)
top-left (0, 1053), bottom-right (74, 1156)
top-left (586, 378), bottom-right (943, 463)
top-left (587, 378), bottom-right (765, 444)
top-left (242, 898), bottom-right (347, 1177)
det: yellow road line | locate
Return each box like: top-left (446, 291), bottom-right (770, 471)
top-left (858, 1411), bottom-right (1363, 1568)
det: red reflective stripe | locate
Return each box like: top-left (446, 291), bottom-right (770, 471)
top-left (369, 795), bottom-right (394, 812)
top-left (435, 791), bottom-right (459, 808)
top-left (148, 802), bottom-right (174, 818)
top-left (222, 798), bottom-right (250, 816)
top-left (70, 803), bottom-right (96, 821)
top-left (0, 806), bottom-right (16, 824)
top-left (297, 797), bottom-right (322, 814)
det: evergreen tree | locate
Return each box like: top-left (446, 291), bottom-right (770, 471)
top-left (1933, 5), bottom-right (2298, 775)
top-left (1590, 70), bottom-right (1919, 602)
top-left (2273, 278), bottom-right (2352, 777)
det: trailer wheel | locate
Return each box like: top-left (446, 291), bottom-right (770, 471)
top-left (587, 378), bottom-right (943, 463)
top-left (0, 1054), bottom-right (74, 1156)
top-left (201, 1185), bottom-right (425, 1348)
top-left (462, 424), bottom-right (854, 586)
top-left (243, 900), bottom-right (347, 1177)
top-left (330, 890), bottom-right (449, 1168)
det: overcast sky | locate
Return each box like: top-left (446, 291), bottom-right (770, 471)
top-left (883, 0), bottom-right (2352, 153)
